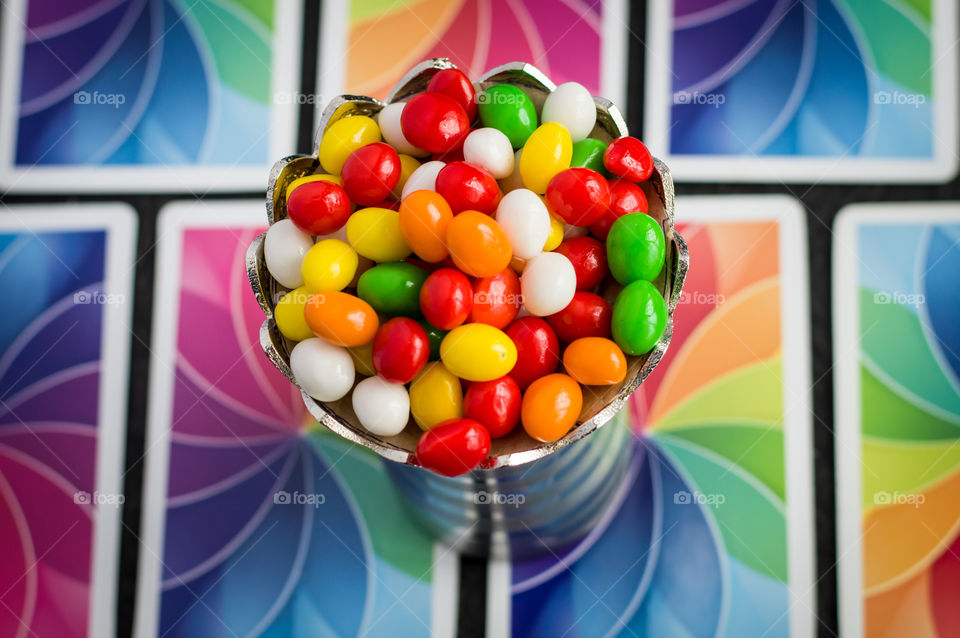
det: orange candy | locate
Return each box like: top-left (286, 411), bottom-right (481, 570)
top-left (520, 373), bottom-right (583, 442)
top-left (563, 337), bottom-right (627, 385)
top-left (446, 210), bottom-right (512, 277)
top-left (398, 190), bottom-right (453, 262)
top-left (304, 291), bottom-right (379, 347)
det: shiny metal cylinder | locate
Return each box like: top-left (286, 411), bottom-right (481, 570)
top-left (385, 410), bottom-right (634, 558)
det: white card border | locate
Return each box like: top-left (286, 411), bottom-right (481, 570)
top-left (0, 0), bottom-right (302, 194)
top-left (0, 203), bottom-right (137, 638)
top-left (644, 0), bottom-right (959, 184)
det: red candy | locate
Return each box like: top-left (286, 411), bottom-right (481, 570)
top-left (341, 142), bottom-right (401, 206)
top-left (416, 418), bottom-right (492, 476)
top-left (469, 268), bottom-right (521, 329)
top-left (426, 68), bottom-right (478, 122)
top-left (420, 268), bottom-right (473, 330)
top-left (401, 92), bottom-right (470, 154)
top-left (505, 317), bottom-right (560, 390)
top-left (286, 180), bottom-right (351, 235)
top-left (553, 236), bottom-right (608, 291)
top-left (435, 161), bottom-right (501, 214)
top-left (372, 317), bottom-right (429, 383)
top-left (603, 137), bottom-right (654, 182)
top-left (546, 292), bottom-right (612, 342)
top-left (589, 178), bottom-right (648, 239)
top-left (545, 167), bottom-right (610, 226)
top-left (464, 376), bottom-right (521, 438)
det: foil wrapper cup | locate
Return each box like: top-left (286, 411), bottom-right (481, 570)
top-left (247, 60), bottom-right (689, 557)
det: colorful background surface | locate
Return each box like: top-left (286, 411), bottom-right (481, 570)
top-left (852, 221), bottom-right (960, 637)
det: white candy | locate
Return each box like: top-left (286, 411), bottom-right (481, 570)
top-left (290, 338), bottom-right (355, 402)
top-left (498, 149), bottom-right (525, 193)
top-left (563, 223), bottom-right (589, 239)
top-left (352, 376), bottom-right (410, 436)
top-left (542, 82), bottom-right (596, 142)
top-left (495, 189), bottom-right (551, 259)
top-left (463, 128), bottom-right (514, 178)
top-left (401, 160), bottom-right (446, 200)
top-left (265, 219), bottom-right (314, 289)
top-left (521, 252), bottom-right (576, 316)
top-left (378, 102), bottom-right (430, 157)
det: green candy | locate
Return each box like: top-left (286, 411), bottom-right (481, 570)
top-left (606, 213), bottom-right (666, 284)
top-left (357, 262), bottom-right (427, 316)
top-left (418, 320), bottom-right (447, 360)
top-left (570, 138), bottom-right (608, 173)
top-left (612, 280), bottom-right (667, 356)
top-left (477, 84), bottom-right (537, 148)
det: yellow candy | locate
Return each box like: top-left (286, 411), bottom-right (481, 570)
top-left (301, 239), bottom-right (358, 292)
top-left (440, 324), bottom-right (518, 382)
top-left (391, 154), bottom-right (422, 200)
top-left (543, 213), bottom-right (565, 251)
top-left (284, 174), bottom-right (342, 201)
top-left (318, 115), bottom-right (381, 175)
top-left (348, 342), bottom-right (376, 376)
top-left (275, 286), bottom-right (314, 341)
top-left (346, 207), bottom-right (411, 262)
top-left (519, 122), bottom-right (572, 194)
top-left (409, 362), bottom-right (463, 430)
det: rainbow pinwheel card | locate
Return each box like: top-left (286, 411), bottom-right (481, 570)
top-left (0, 0), bottom-right (301, 193)
top-left (486, 195), bottom-right (816, 638)
top-left (134, 200), bottom-right (458, 638)
top-left (0, 204), bottom-right (136, 638)
top-left (644, 0), bottom-right (959, 183)
top-left (834, 203), bottom-right (960, 638)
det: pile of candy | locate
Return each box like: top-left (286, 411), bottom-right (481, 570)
top-left (264, 67), bottom-right (667, 476)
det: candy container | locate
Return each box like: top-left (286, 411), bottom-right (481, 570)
top-left (286, 180), bottom-right (351, 235)
top-left (495, 188), bottom-right (551, 259)
top-left (603, 136), bottom-right (654, 182)
top-left (463, 376), bottom-right (521, 438)
top-left (274, 286), bottom-right (315, 342)
top-left (346, 207), bottom-right (412, 262)
top-left (562, 337), bottom-right (627, 385)
top-left (469, 268), bottom-right (521, 329)
top-left (409, 362), bottom-right (464, 430)
top-left (462, 128), bottom-right (515, 178)
top-left (426, 68), bottom-right (478, 121)
top-left (541, 82), bottom-right (596, 142)
top-left (606, 212), bottom-right (666, 284)
top-left (401, 92), bottom-right (470, 153)
top-left (612, 280), bottom-right (668, 355)
top-left (290, 338), bottom-right (355, 401)
top-left (357, 261), bottom-right (428, 316)
top-left (446, 210), bottom-right (512, 277)
top-left (546, 291), bottom-right (612, 342)
top-left (504, 317), bottom-right (560, 390)
top-left (352, 376), bottom-right (410, 436)
top-left (318, 114), bottom-right (381, 175)
top-left (545, 167), bottom-right (610, 226)
top-left (377, 102), bottom-right (430, 157)
top-left (415, 418), bottom-right (491, 476)
top-left (589, 178), bottom-right (648, 239)
top-left (420, 268), bottom-right (473, 329)
top-left (341, 142), bottom-right (401, 205)
top-left (372, 317), bottom-right (430, 383)
top-left (284, 174), bottom-right (343, 201)
top-left (519, 122), bottom-right (573, 194)
top-left (553, 236), bottom-right (608, 291)
top-left (435, 161), bottom-right (501, 214)
top-left (440, 323), bottom-right (517, 382)
top-left (520, 251), bottom-right (576, 316)
top-left (301, 239), bottom-right (359, 292)
top-left (264, 219), bottom-right (313, 289)
top-left (520, 373), bottom-right (583, 442)
top-left (304, 291), bottom-right (379, 346)
top-left (569, 138), bottom-right (607, 173)
top-left (477, 84), bottom-right (537, 148)
top-left (401, 160), bottom-right (446, 199)
top-left (397, 189), bottom-right (453, 262)
top-left (348, 342), bottom-right (376, 376)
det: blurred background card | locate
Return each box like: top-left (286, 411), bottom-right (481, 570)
top-left (0, 0), bottom-right (301, 193)
top-left (134, 200), bottom-right (457, 638)
top-left (319, 0), bottom-right (628, 109)
top-left (487, 195), bottom-right (816, 637)
top-left (644, 0), bottom-right (959, 183)
top-left (834, 203), bottom-right (960, 638)
top-left (0, 205), bottom-right (135, 637)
